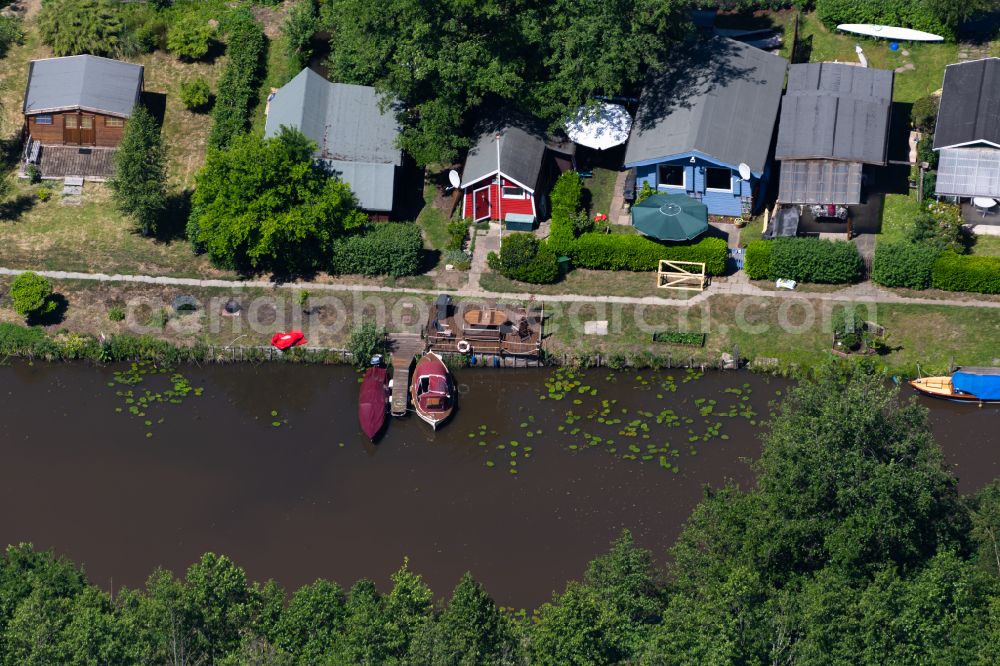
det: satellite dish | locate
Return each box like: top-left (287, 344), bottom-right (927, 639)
top-left (448, 170), bottom-right (461, 189)
top-left (738, 163), bottom-right (752, 180)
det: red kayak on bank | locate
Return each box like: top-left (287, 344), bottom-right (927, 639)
top-left (271, 330), bottom-right (306, 350)
top-left (358, 367), bottom-right (390, 440)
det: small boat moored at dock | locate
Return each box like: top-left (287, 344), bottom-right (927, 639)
top-left (358, 367), bottom-right (390, 440)
top-left (410, 352), bottom-right (455, 429)
top-left (910, 367), bottom-right (1000, 404)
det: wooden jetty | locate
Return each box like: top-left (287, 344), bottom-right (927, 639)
top-left (389, 333), bottom-right (425, 417)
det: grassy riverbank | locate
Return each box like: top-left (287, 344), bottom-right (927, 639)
top-left (1, 277), bottom-right (997, 376)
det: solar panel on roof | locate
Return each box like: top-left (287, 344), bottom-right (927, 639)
top-left (936, 148), bottom-right (1000, 197)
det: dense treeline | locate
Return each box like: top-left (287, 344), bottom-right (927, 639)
top-left (322, 0), bottom-right (693, 165)
top-left (4, 365), bottom-right (1000, 664)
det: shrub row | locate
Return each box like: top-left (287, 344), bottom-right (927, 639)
top-left (487, 233), bottom-right (559, 284)
top-left (329, 223), bottom-right (423, 277)
top-left (207, 9), bottom-right (265, 150)
top-left (548, 170), bottom-right (582, 255)
top-left (815, 0), bottom-right (954, 40)
top-left (763, 237), bottom-right (863, 284)
top-left (651, 330), bottom-right (705, 347)
top-left (871, 241), bottom-right (940, 289)
top-left (744, 241), bottom-right (771, 280)
top-left (570, 233), bottom-right (728, 275)
top-left (931, 251), bottom-right (1000, 294)
top-left (0, 323), bottom-right (349, 364)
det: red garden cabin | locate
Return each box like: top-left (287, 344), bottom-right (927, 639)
top-left (460, 125), bottom-right (574, 230)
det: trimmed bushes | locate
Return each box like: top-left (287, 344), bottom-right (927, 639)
top-left (570, 234), bottom-right (728, 275)
top-left (744, 241), bottom-right (771, 280)
top-left (767, 237), bottom-right (863, 283)
top-left (329, 223), bottom-right (423, 277)
top-left (548, 170), bottom-right (582, 255)
top-left (208, 9), bottom-right (265, 150)
top-left (815, 0), bottom-right (954, 40)
top-left (487, 233), bottom-right (559, 284)
top-left (931, 251), bottom-right (1000, 294)
top-left (872, 241), bottom-right (940, 289)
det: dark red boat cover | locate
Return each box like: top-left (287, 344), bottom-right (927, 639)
top-left (271, 330), bottom-right (306, 350)
top-left (358, 367), bottom-right (389, 439)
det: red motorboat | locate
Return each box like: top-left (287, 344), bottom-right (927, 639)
top-left (271, 330), bottom-right (306, 350)
top-left (358, 367), bottom-right (390, 440)
top-left (410, 352), bottom-right (454, 430)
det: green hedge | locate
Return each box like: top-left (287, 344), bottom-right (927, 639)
top-left (570, 234), bottom-right (728, 275)
top-left (931, 251), bottom-right (1000, 294)
top-left (768, 237), bottom-right (863, 284)
top-left (872, 241), bottom-right (940, 289)
top-left (208, 9), bottom-right (265, 150)
top-left (329, 223), bottom-right (423, 277)
top-left (487, 232), bottom-right (559, 284)
top-left (815, 0), bottom-right (954, 40)
top-left (548, 170), bottom-right (582, 255)
top-left (744, 241), bottom-right (771, 280)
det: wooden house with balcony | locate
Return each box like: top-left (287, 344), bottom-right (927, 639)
top-left (21, 55), bottom-right (144, 180)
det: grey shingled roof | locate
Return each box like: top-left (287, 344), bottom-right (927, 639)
top-left (265, 68), bottom-right (402, 211)
top-left (934, 58), bottom-right (1000, 150)
top-left (624, 38), bottom-right (787, 173)
top-left (460, 126), bottom-right (547, 190)
top-left (776, 63), bottom-right (893, 164)
top-left (23, 55), bottom-right (143, 117)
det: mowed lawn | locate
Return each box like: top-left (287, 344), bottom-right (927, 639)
top-left (542, 293), bottom-right (1000, 374)
top-left (0, 183), bottom-right (226, 278)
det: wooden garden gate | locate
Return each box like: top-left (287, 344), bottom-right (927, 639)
top-left (656, 260), bottom-right (707, 291)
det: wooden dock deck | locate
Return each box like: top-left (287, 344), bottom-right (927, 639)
top-left (389, 333), bottom-right (424, 416)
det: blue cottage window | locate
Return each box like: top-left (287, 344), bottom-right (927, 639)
top-left (34, 114), bottom-right (53, 125)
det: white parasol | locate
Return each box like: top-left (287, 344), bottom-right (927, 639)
top-left (564, 102), bottom-right (633, 151)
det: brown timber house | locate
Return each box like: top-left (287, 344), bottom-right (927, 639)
top-left (22, 55), bottom-right (144, 180)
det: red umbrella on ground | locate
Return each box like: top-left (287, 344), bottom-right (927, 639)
top-left (271, 330), bottom-right (306, 350)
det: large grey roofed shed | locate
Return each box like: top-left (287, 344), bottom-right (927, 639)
top-left (775, 63), bottom-right (893, 164)
top-left (624, 38), bottom-right (788, 173)
top-left (460, 126), bottom-right (547, 190)
top-left (23, 55), bottom-right (143, 117)
top-left (934, 58), bottom-right (1000, 150)
top-left (265, 68), bottom-right (402, 211)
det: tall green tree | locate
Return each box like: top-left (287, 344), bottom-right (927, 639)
top-left (530, 0), bottom-right (691, 122)
top-left (532, 531), bottom-right (663, 664)
top-left (188, 127), bottom-right (366, 275)
top-left (109, 105), bottom-right (167, 237)
top-left (273, 579), bottom-right (346, 663)
top-left (283, 0), bottom-right (319, 71)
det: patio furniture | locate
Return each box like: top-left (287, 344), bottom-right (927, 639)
top-left (973, 197), bottom-right (997, 218)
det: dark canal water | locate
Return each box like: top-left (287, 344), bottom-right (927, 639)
top-left (1, 362), bottom-right (998, 608)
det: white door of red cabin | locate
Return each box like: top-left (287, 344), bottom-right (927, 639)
top-left (473, 186), bottom-right (491, 221)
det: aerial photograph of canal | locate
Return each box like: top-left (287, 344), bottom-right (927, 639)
top-left (3, 0), bottom-right (1000, 661)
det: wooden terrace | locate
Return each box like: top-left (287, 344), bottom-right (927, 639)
top-left (425, 295), bottom-right (543, 358)
top-left (22, 139), bottom-right (117, 181)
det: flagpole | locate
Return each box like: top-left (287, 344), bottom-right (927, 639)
top-left (496, 131), bottom-right (502, 254)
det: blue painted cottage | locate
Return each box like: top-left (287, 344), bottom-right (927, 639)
top-left (624, 39), bottom-right (788, 218)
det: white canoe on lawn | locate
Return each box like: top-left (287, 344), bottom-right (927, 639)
top-left (837, 24), bottom-right (944, 42)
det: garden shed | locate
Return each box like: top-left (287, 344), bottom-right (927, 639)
top-left (265, 67), bottom-right (402, 217)
top-left (623, 38), bottom-right (787, 218)
top-left (775, 62), bottom-right (893, 206)
top-left (21, 55), bottom-right (144, 180)
top-left (933, 58), bottom-right (1000, 202)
